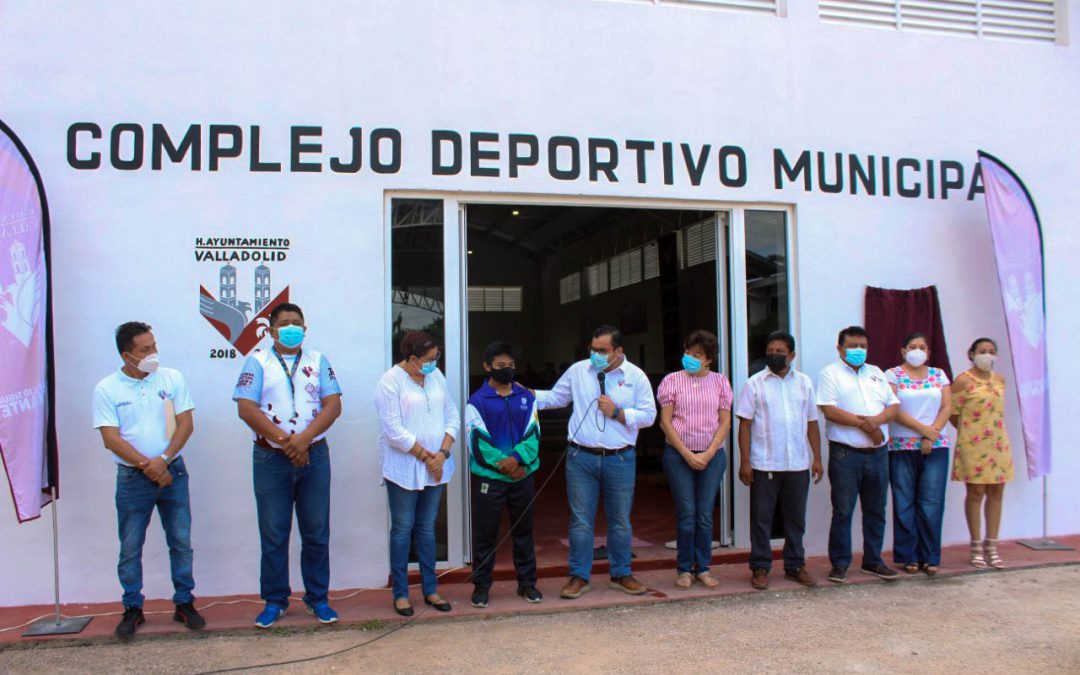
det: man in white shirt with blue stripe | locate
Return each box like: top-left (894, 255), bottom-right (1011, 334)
top-left (233, 302), bottom-right (342, 628)
top-left (93, 322), bottom-right (203, 639)
top-left (535, 325), bottom-right (657, 600)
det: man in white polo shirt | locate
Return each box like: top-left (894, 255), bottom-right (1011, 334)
top-left (233, 302), bottom-right (342, 629)
top-left (735, 331), bottom-right (822, 591)
top-left (817, 325), bottom-right (900, 584)
top-left (534, 325), bottom-right (657, 600)
top-left (92, 321), bottom-right (203, 639)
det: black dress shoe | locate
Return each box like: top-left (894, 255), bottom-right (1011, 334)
top-left (115, 606), bottom-right (144, 639)
top-left (424, 595), bottom-right (452, 612)
top-left (393, 600), bottom-right (414, 617)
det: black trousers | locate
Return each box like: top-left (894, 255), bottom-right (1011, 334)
top-left (749, 469), bottom-right (810, 572)
top-left (471, 473), bottom-right (537, 589)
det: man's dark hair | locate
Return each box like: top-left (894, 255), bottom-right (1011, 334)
top-left (400, 331), bottom-right (438, 360)
top-left (766, 330), bottom-right (796, 353)
top-left (903, 331), bottom-right (928, 348)
top-left (837, 325), bottom-right (869, 346)
top-left (115, 321), bottom-right (152, 355)
top-left (483, 341), bottom-right (517, 366)
top-left (269, 302), bottom-right (304, 325)
top-left (591, 324), bottom-right (623, 349)
top-left (685, 330), bottom-right (719, 364)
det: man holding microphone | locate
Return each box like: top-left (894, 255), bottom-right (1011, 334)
top-left (534, 325), bottom-right (657, 600)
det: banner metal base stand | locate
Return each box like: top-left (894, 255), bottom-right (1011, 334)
top-left (21, 488), bottom-right (92, 638)
top-left (1016, 477), bottom-right (1073, 552)
top-left (1017, 538), bottom-right (1073, 551)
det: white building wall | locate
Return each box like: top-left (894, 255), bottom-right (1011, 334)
top-left (0, 0), bottom-right (1077, 605)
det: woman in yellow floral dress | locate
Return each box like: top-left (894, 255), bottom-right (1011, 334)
top-left (950, 338), bottom-right (1013, 569)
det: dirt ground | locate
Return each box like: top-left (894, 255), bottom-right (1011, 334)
top-left (2, 565), bottom-right (1078, 674)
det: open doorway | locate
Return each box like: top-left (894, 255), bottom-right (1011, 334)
top-left (464, 204), bottom-right (728, 572)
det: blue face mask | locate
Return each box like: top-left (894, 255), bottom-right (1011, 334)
top-left (277, 325), bottom-right (305, 349)
top-left (682, 353), bottom-right (702, 374)
top-left (420, 359), bottom-right (438, 376)
top-left (590, 351), bottom-right (609, 370)
top-left (845, 347), bottom-right (868, 367)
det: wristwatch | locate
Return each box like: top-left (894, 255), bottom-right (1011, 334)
top-left (440, 448), bottom-right (451, 459)
top-left (159, 453), bottom-right (173, 465)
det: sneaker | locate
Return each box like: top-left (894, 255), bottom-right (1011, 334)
top-left (517, 586), bottom-right (543, 603)
top-left (609, 575), bottom-right (648, 595)
top-left (471, 586), bottom-right (490, 608)
top-left (115, 606), bottom-right (144, 639)
top-left (861, 563), bottom-right (900, 581)
top-left (306, 602), bottom-right (338, 624)
top-left (784, 567), bottom-right (818, 588)
top-left (827, 566), bottom-right (848, 584)
top-left (254, 604), bottom-right (287, 628)
top-left (173, 602), bottom-right (206, 630)
top-left (751, 568), bottom-right (769, 591)
top-left (560, 576), bottom-right (590, 599)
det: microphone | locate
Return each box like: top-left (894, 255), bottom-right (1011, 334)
top-left (597, 371), bottom-right (606, 396)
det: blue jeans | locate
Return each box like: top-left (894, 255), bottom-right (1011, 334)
top-left (889, 448), bottom-right (948, 566)
top-left (115, 456), bottom-right (194, 608)
top-left (827, 442), bottom-right (888, 569)
top-left (386, 481), bottom-right (445, 600)
top-left (662, 445), bottom-right (726, 574)
top-left (565, 446), bottom-right (636, 581)
top-left (253, 440), bottom-right (331, 608)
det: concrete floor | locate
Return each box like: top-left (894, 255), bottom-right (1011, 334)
top-left (1, 564), bottom-right (1078, 674)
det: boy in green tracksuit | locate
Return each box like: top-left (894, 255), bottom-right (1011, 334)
top-left (465, 341), bottom-right (541, 608)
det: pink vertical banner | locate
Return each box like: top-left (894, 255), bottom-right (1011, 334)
top-left (0, 120), bottom-right (56, 522)
top-left (977, 151), bottom-right (1050, 479)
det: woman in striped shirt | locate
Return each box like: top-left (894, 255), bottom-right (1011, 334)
top-left (657, 330), bottom-right (733, 589)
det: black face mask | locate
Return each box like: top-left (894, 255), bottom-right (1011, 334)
top-left (765, 354), bottom-right (789, 374)
top-left (490, 367), bottom-right (515, 385)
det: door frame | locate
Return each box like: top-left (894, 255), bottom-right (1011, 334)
top-left (385, 191), bottom-right (798, 565)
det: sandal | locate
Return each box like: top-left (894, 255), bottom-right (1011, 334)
top-left (983, 539), bottom-right (1005, 569)
top-left (675, 572), bottom-right (692, 589)
top-left (902, 563), bottom-right (920, 574)
top-left (969, 540), bottom-right (987, 569)
top-left (919, 563), bottom-right (939, 577)
top-left (696, 572), bottom-right (719, 588)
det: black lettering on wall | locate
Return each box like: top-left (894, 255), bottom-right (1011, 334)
top-left (151, 124), bottom-right (201, 170)
top-left (818, 152), bottom-right (843, 194)
top-left (625, 140), bottom-right (654, 184)
top-left (681, 143), bottom-right (710, 187)
top-left (471, 132), bottom-right (500, 177)
top-left (882, 156), bottom-right (892, 197)
top-left (588, 138), bottom-right (619, 182)
top-left (330, 127), bottom-right (363, 173)
top-left (718, 146), bottom-right (747, 188)
top-left (927, 159), bottom-right (936, 199)
top-left (370, 128), bottom-right (401, 174)
top-left (508, 134), bottom-right (539, 178)
top-left (432, 130), bottom-right (461, 175)
top-left (67, 122), bottom-right (101, 169)
top-left (940, 160), bottom-right (964, 200)
top-left (110, 123), bottom-right (144, 171)
top-left (289, 126), bottom-right (322, 172)
top-left (897, 158), bottom-right (921, 198)
top-left (548, 136), bottom-right (580, 181)
top-left (773, 149), bottom-right (811, 190)
top-left (849, 155), bottom-right (875, 195)
top-left (249, 126), bottom-right (282, 172)
top-left (967, 163), bottom-right (985, 201)
top-left (661, 142), bottom-right (674, 186)
top-left (209, 125), bottom-right (243, 171)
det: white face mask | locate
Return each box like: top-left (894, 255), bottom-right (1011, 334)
top-left (904, 349), bottom-right (928, 367)
top-left (973, 353), bottom-right (996, 372)
top-left (129, 353), bottom-right (160, 374)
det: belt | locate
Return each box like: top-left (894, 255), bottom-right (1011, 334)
top-left (831, 442), bottom-right (884, 455)
top-left (254, 437), bottom-right (327, 452)
top-left (569, 443), bottom-right (632, 457)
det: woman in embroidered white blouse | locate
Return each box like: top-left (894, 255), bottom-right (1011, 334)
top-left (374, 331), bottom-right (460, 617)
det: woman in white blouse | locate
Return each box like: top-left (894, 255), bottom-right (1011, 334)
top-left (374, 331), bottom-right (460, 616)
